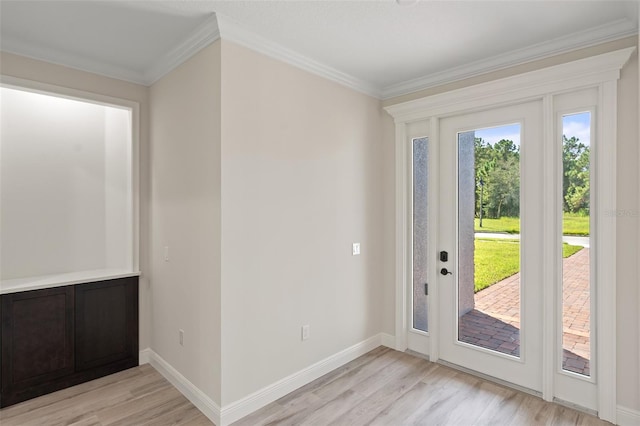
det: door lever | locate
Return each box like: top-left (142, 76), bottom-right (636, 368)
top-left (440, 268), bottom-right (452, 276)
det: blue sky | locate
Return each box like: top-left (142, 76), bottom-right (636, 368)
top-left (471, 111), bottom-right (590, 147)
top-left (562, 112), bottom-right (591, 146)
top-left (475, 123), bottom-right (521, 146)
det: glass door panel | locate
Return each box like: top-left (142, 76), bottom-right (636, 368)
top-left (561, 112), bottom-right (592, 377)
top-left (457, 125), bottom-right (522, 357)
top-left (413, 137), bottom-right (429, 332)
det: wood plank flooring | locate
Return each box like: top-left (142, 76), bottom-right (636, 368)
top-left (0, 364), bottom-right (212, 426)
top-left (234, 347), bottom-right (610, 426)
top-left (0, 347), bottom-right (610, 425)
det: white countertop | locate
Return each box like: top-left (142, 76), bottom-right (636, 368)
top-left (1, 269), bottom-right (141, 294)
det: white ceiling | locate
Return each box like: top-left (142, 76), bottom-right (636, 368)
top-left (1, 0), bottom-right (637, 99)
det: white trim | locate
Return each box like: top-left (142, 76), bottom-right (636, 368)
top-left (214, 14), bottom-right (380, 99)
top-left (0, 39), bottom-right (148, 85)
top-left (541, 94), bottom-right (556, 402)
top-left (145, 15), bottom-right (220, 85)
top-left (394, 124), bottom-right (409, 352)
top-left (147, 350), bottom-right (221, 426)
top-left (139, 348), bottom-right (151, 365)
top-left (617, 405), bottom-right (640, 426)
top-left (427, 116), bottom-right (440, 363)
top-left (0, 270), bottom-right (141, 295)
top-left (1, 15), bottom-right (220, 86)
top-left (381, 19), bottom-right (637, 99)
top-left (380, 333), bottom-right (396, 348)
top-left (385, 48), bottom-right (635, 122)
top-left (220, 334), bottom-right (386, 426)
top-left (595, 80), bottom-right (618, 423)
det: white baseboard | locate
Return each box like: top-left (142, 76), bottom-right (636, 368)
top-left (139, 348), bottom-right (151, 365)
top-left (617, 405), bottom-right (640, 426)
top-left (143, 334), bottom-right (389, 426)
top-left (146, 349), bottom-right (221, 425)
top-left (380, 332), bottom-right (395, 348)
top-left (220, 333), bottom-right (387, 425)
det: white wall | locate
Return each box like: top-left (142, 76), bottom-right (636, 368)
top-left (219, 40), bottom-right (385, 405)
top-left (1, 87), bottom-right (131, 280)
top-left (149, 41), bottom-right (222, 404)
top-left (0, 51), bottom-right (151, 350)
top-left (105, 107), bottom-right (133, 270)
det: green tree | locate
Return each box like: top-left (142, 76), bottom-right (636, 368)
top-left (475, 138), bottom-right (519, 219)
top-left (562, 135), bottom-right (590, 214)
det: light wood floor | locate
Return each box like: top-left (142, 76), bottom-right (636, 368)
top-left (0, 364), bottom-right (213, 426)
top-left (234, 347), bottom-right (609, 426)
top-left (0, 347), bottom-right (610, 425)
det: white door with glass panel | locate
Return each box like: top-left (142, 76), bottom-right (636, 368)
top-left (436, 101), bottom-right (544, 392)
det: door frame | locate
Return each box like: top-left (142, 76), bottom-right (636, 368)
top-left (384, 47), bottom-right (634, 423)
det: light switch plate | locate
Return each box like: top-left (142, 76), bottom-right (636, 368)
top-left (352, 243), bottom-right (361, 256)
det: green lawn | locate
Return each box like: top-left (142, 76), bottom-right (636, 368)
top-left (475, 213), bottom-right (589, 236)
top-left (562, 213), bottom-right (590, 236)
top-left (474, 238), bottom-right (583, 292)
top-left (474, 217), bottom-right (520, 234)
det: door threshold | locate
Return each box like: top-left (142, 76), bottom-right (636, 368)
top-left (435, 359), bottom-right (541, 399)
top-left (553, 397), bottom-right (598, 418)
top-left (405, 349), bottom-right (431, 361)
top-left (435, 359), bottom-right (599, 418)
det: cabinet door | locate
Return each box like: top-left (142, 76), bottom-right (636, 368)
top-left (1, 286), bottom-right (75, 405)
top-left (75, 277), bottom-right (138, 371)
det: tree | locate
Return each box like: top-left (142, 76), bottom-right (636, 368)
top-left (474, 138), bottom-right (519, 219)
top-left (562, 135), bottom-right (590, 214)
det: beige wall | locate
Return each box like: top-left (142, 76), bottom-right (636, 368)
top-left (149, 41), bottom-right (222, 404)
top-left (616, 49), bottom-right (639, 412)
top-left (219, 40), bottom-right (386, 405)
top-left (0, 51), bottom-right (152, 351)
top-left (382, 37), bottom-right (640, 412)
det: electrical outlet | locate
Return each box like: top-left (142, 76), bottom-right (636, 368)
top-left (352, 243), bottom-right (361, 256)
top-left (179, 329), bottom-right (184, 346)
top-left (301, 325), bottom-right (310, 341)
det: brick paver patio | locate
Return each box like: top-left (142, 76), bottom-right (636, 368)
top-left (459, 247), bottom-right (590, 376)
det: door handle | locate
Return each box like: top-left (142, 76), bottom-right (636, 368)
top-left (440, 268), bottom-right (452, 276)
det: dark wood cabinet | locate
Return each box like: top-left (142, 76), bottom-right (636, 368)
top-left (75, 278), bottom-right (138, 371)
top-left (1, 286), bottom-right (75, 406)
top-left (0, 276), bottom-right (138, 407)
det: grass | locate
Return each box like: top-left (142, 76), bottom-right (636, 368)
top-left (474, 238), bottom-right (583, 292)
top-left (475, 213), bottom-right (589, 236)
top-left (562, 213), bottom-right (590, 236)
top-left (474, 217), bottom-right (520, 234)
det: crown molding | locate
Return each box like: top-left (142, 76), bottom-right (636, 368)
top-left (1, 12), bottom-right (635, 96)
top-left (144, 14), bottom-right (220, 85)
top-left (215, 14), bottom-right (381, 99)
top-left (384, 47), bottom-right (635, 122)
top-left (0, 37), bottom-right (147, 85)
top-left (381, 18), bottom-right (638, 100)
top-left (0, 14), bottom-right (220, 87)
